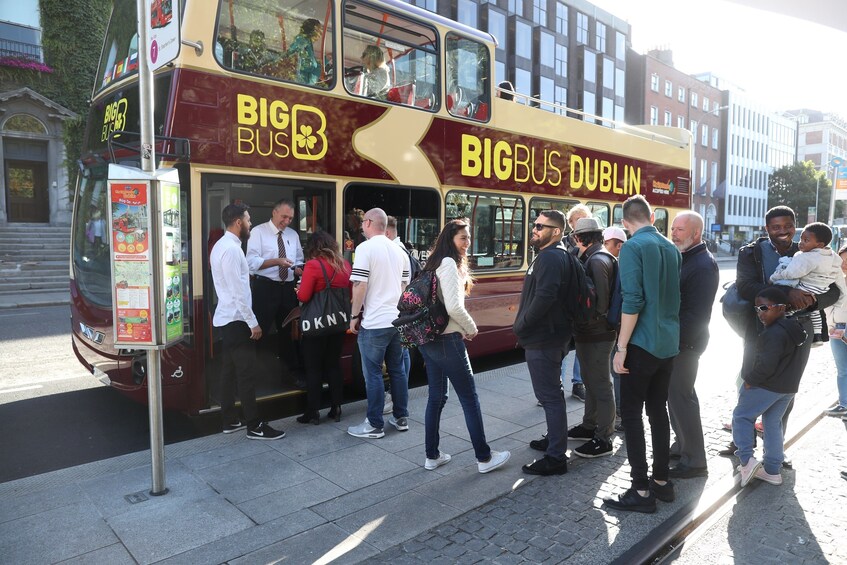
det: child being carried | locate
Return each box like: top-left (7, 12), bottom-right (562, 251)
top-left (769, 222), bottom-right (847, 342)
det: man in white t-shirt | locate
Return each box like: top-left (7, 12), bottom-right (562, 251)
top-left (347, 208), bottom-right (411, 439)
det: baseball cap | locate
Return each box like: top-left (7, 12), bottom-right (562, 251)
top-left (603, 226), bottom-right (627, 242)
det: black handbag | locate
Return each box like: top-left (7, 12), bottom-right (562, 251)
top-left (720, 280), bottom-right (753, 338)
top-left (299, 261), bottom-right (351, 338)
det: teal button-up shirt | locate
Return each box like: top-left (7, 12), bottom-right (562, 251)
top-left (619, 225), bottom-right (682, 359)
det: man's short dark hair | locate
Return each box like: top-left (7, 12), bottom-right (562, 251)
top-left (622, 195), bottom-right (651, 223)
top-left (222, 203), bottom-right (249, 227)
top-left (803, 222), bottom-right (832, 246)
top-left (575, 231), bottom-right (604, 247)
top-left (757, 286), bottom-right (789, 304)
top-left (540, 210), bottom-right (566, 230)
top-left (273, 198), bottom-right (294, 211)
top-left (765, 206), bottom-right (795, 224)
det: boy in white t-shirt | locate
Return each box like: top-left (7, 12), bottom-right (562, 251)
top-left (770, 222), bottom-right (847, 342)
top-left (346, 208), bottom-right (411, 439)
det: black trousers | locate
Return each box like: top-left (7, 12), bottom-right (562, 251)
top-left (252, 276), bottom-right (301, 370)
top-left (301, 332), bottom-right (345, 414)
top-left (620, 344), bottom-right (675, 491)
top-left (220, 321), bottom-right (259, 428)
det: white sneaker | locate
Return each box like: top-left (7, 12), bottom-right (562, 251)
top-left (754, 466), bottom-right (783, 485)
top-left (388, 416), bottom-right (409, 431)
top-left (478, 450), bottom-right (511, 474)
top-left (383, 392), bottom-right (394, 415)
top-left (425, 452), bottom-right (452, 470)
top-left (347, 418), bottom-right (384, 439)
top-left (737, 456), bottom-right (761, 487)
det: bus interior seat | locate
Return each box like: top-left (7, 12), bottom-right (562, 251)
top-left (387, 82), bottom-right (415, 105)
top-left (473, 102), bottom-right (489, 121)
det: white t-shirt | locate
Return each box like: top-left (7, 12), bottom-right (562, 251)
top-left (350, 234), bottom-right (410, 329)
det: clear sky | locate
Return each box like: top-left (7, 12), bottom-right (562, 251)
top-left (591, 0), bottom-right (847, 118)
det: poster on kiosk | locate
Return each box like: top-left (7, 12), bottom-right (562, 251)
top-left (107, 164), bottom-right (183, 347)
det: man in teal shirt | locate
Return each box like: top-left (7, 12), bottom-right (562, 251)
top-left (604, 195), bottom-right (681, 513)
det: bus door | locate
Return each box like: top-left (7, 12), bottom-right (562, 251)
top-left (202, 174), bottom-right (336, 406)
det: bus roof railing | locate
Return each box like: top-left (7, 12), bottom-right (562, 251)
top-left (108, 131), bottom-right (191, 164)
top-left (494, 86), bottom-right (691, 150)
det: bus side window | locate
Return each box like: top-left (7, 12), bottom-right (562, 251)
top-left (445, 33), bottom-right (490, 121)
top-left (447, 191), bottom-right (524, 270)
top-left (587, 202), bottom-right (610, 228)
top-left (654, 208), bottom-right (669, 235)
top-left (215, 0), bottom-right (334, 89)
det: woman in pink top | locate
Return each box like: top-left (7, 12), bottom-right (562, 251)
top-left (296, 231), bottom-right (352, 424)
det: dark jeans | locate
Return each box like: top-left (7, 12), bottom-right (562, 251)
top-left (420, 333), bottom-right (491, 461)
top-left (620, 344), bottom-right (675, 491)
top-left (252, 276), bottom-right (300, 369)
top-left (301, 332), bottom-right (345, 414)
top-left (668, 348), bottom-right (706, 467)
top-left (575, 338), bottom-right (616, 440)
top-left (220, 321), bottom-right (259, 428)
top-left (526, 345), bottom-right (569, 461)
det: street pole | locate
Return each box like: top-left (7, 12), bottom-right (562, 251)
top-left (828, 166), bottom-right (838, 227)
top-left (137, 0), bottom-right (167, 496)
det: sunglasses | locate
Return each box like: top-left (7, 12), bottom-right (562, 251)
top-left (754, 303), bottom-right (785, 312)
top-left (533, 223), bottom-right (558, 231)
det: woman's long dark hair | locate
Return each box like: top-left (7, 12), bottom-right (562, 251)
top-left (424, 218), bottom-right (474, 294)
top-left (304, 230), bottom-right (345, 272)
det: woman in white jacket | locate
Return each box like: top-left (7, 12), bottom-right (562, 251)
top-left (419, 219), bottom-right (510, 474)
top-left (825, 244), bottom-right (847, 417)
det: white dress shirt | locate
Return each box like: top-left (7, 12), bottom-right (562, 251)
top-left (246, 221), bottom-right (304, 282)
top-left (210, 231), bottom-right (258, 328)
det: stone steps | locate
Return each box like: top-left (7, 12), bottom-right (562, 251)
top-left (0, 224), bottom-right (71, 305)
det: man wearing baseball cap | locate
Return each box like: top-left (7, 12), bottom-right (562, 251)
top-left (603, 226), bottom-right (627, 258)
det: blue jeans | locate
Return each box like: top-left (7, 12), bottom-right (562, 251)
top-left (419, 333), bottom-right (491, 462)
top-left (358, 327), bottom-right (408, 429)
top-left (830, 337), bottom-right (847, 407)
top-left (527, 345), bottom-right (569, 461)
top-left (732, 385), bottom-right (794, 475)
top-left (560, 349), bottom-right (583, 386)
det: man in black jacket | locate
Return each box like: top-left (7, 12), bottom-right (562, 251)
top-left (721, 206), bottom-right (840, 458)
top-left (667, 212), bottom-right (719, 478)
top-left (515, 210), bottom-right (572, 476)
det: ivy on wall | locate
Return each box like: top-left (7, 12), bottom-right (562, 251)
top-left (0, 0), bottom-right (111, 196)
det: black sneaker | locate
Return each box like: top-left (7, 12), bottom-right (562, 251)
top-left (603, 488), bottom-right (657, 513)
top-left (718, 441), bottom-right (737, 457)
top-left (668, 463), bottom-right (708, 479)
top-left (567, 424), bottom-right (594, 441)
top-left (573, 438), bottom-right (613, 458)
top-left (571, 383), bottom-right (586, 402)
top-left (247, 422), bottom-right (285, 441)
top-left (222, 421), bottom-right (246, 434)
top-left (529, 434), bottom-right (549, 451)
top-left (522, 455), bottom-right (568, 476)
top-left (649, 478), bottom-right (675, 502)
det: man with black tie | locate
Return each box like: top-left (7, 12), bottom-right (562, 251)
top-left (247, 199), bottom-right (305, 380)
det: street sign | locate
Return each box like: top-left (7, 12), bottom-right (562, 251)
top-left (146, 0), bottom-right (180, 71)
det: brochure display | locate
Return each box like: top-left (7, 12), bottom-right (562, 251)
top-left (107, 164), bottom-right (183, 348)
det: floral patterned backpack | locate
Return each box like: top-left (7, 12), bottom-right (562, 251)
top-left (392, 271), bottom-right (449, 348)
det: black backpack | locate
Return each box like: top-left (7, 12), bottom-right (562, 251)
top-left (561, 249), bottom-right (597, 323)
top-left (392, 270), bottom-right (449, 348)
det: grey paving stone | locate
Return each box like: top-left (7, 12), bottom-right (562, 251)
top-left (300, 441), bottom-right (417, 491)
top-left (412, 461), bottom-right (518, 512)
top-left (0, 483), bottom-right (85, 524)
top-left (229, 522), bottom-right (379, 565)
top-left (176, 436), bottom-right (269, 470)
top-left (0, 501), bottom-right (117, 564)
top-left (56, 542), bottom-right (135, 565)
top-left (236, 476), bottom-right (346, 523)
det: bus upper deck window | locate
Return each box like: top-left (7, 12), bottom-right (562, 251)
top-left (446, 34), bottom-right (490, 121)
top-left (342, 0), bottom-right (438, 110)
top-left (215, 0), bottom-right (334, 89)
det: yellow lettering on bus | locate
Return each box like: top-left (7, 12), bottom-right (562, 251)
top-left (599, 160), bottom-right (613, 192)
top-left (237, 94), bottom-right (258, 126)
top-left (461, 134), bottom-right (482, 177)
top-left (547, 150), bottom-right (562, 186)
top-left (270, 100), bottom-right (289, 129)
top-left (237, 126), bottom-right (255, 154)
top-left (291, 104), bottom-right (327, 161)
top-left (493, 140), bottom-right (512, 181)
top-left (570, 154), bottom-right (584, 189)
top-left (628, 165), bottom-right (641, 195)
top-left (513, 144), bottom-right (530, 183)
top-left (274, 131), bottom-right (290, 158)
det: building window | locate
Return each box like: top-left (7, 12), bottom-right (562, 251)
top-left (576, 12), bottom-right (588, 45)
top-left (515, 20), bottom-right (532, 60)
top-left (690, 119), bottom-right (698, 140)
top-left (712, 129), bottom-right (719, 149)
top-left (703, 96), bottom-right (709, 111)
top-left (711, 162), bottom-right (718, 195)
top-left (540, 76), bottom-right (555, 110)
top-left (533, 0), bottom-right (546, 25)
top-left (690, 91), bottom-right (698, 108)
top-left (650, 106), bottom-right (658, 125)
top-left (488, 9), bottom-right (507, 52)
top-left (678, 86), bottom-right (685, 103)
top-left (556, 2), bottom-right (568, 35)
top-left (602, 57), bottom-right (614, 90)
top-left (412, 0), bottom-right (437, 11)
top-left (582, 49), bottom-right (596, 84)
top-left (555, 85), bottom-right (567, 114)
top-left (582, 89), bottom-right (596, 118)
top-left (615, 67), bottom-right (624, 98)
top-left (664, 80), bottom-right (672, 97)
top-left (701, 124), bottom-right (709, 146)
top-left (508, 0), bottom-right (523, 17)
top-left (555, 43), bottom-right (567, 77)
top-left (615, 31), bottom-right (625, 60)
top-left (595, 22), bottom-right (606, 53)
top-left (540, 31), bottom-right (554, 68)
top-left (677, 115), bottom-right (685, 128)
top-left (515, 68), bottom-right (532, 103)
top-left (664, 110), bottom-right (671, 126)
top-left (650, 73), bottom-right (659, 92)
top-left (457, 0), bottom-right (478, 27)
top-left (2, 114), bottom-right (47, 134)
top-left (602, 97), bottom-right (613, 121)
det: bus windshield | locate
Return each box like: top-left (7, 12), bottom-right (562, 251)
top-left (72, 163), bottom-right (112, 308)
top-left (96, 0), bottom-right (140, 93)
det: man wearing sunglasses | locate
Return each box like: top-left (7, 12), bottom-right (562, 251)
top-left (514, 210), bottom-right (573, 476)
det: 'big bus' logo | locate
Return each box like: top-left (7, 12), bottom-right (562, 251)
top-left (101, 98), bottom-right (128, 142)
top-left (236, 93), bottom-right (327, 161)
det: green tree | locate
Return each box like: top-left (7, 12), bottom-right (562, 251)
top-left (768, 161), bottom-right (840, 224)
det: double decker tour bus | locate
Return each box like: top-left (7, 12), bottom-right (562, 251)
top-left (71, 0), bottom-right (692, 415)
